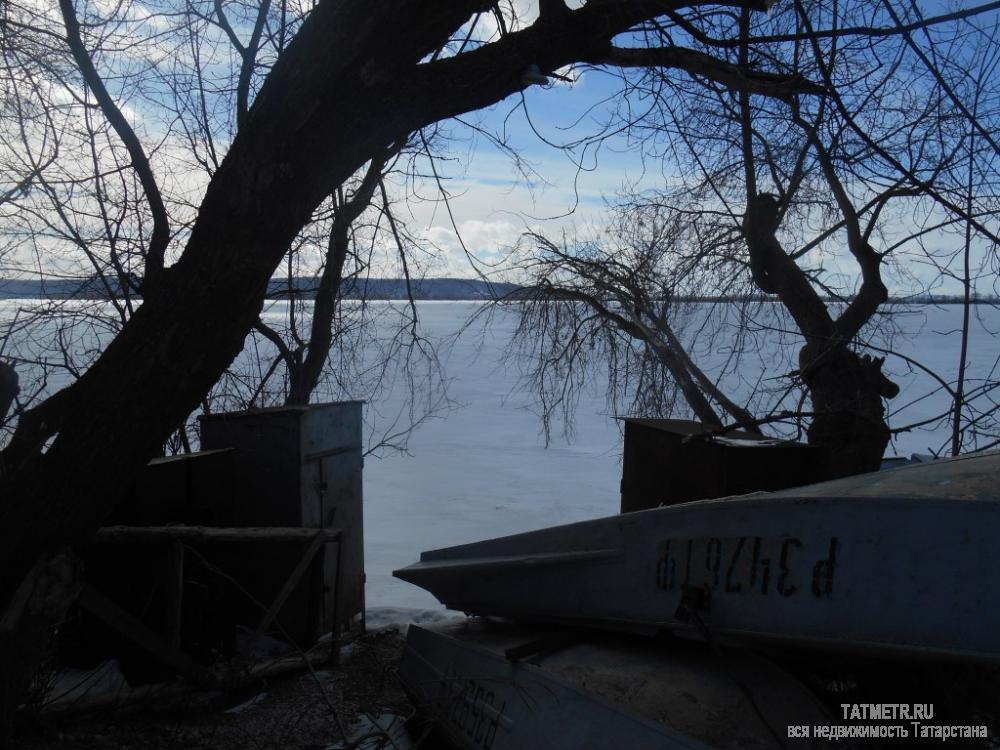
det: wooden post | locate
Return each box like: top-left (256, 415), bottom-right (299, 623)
top-left (329, 536), bottom-right (343, 666)
top-left (163, 541), bottom-right (184, 652)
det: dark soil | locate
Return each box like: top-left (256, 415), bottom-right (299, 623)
top-left (15, 628), bottom-right (417, 750)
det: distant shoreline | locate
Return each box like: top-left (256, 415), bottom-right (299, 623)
top-left (0, 277), bottom-right (995, 305)
top-left (0, 277), bottom-right (520, 302)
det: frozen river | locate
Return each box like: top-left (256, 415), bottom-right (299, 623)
top-left (1, 298), bottom-right (996, 613)
top-left (361, 302), bottom-right (998, 611)
top-left (362, 303), bottom-right (624, 611)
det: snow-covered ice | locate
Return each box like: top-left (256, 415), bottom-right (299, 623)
top-left (363, 302), bottom-right (999, 614)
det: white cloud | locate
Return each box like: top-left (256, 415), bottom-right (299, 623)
top-left (421, 219), bottom-right (527, 278)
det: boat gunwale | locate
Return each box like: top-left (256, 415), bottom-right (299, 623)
top-left (410, 492), bottom-right (1000, 563)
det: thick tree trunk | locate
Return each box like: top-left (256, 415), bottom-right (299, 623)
top-left (799, 343), bottom-right (898, 479)
top-left (743, 192), bottom-right (897, 480)
top-left (0, 363), bottom-right (17, 426)
top-left (755, 255), bottom-right (896, 478)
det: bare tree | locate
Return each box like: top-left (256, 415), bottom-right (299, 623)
top-left (508, 190), bottom-right (766, 443)
top-left (216, 135), bottom-right (458, 456)
top-left (507, 0), bottom-right (1000, 478)
top-left (0, 0), bottom-right (455, 460)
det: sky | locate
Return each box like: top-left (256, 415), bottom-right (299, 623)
top-left (398, 68), bottom-right (657, 278)
top-left (3, 0), bottom-right (997, 296)
top-left (1, 0), bottom-right (651, 283)
top-left (391, 0), bottom-right (660, 279)
top-left (389, 1), bottom-right (1000, 296)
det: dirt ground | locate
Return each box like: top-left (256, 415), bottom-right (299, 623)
top-left (13, 624), bottom-right (1000, 750)
top-left (15, 628), bottom-right (420, 750)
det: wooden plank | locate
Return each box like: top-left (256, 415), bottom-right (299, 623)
top-left (39, 642), bottom-right (335, 717)
top-left (253, 531), bottom-right (328, 638)
top-left (330, 536), bottom-right (343, 664)
top-left (77, 585), bottom-right (214, 686)
top-left (92, 525), bottom-right (342, 544)
top-left (163, 541), bottom-right (184, 651)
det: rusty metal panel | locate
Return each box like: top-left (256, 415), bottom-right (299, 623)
top-left (303, 403), bottom-right (364, 634)
top-left (110, 448), bottom-right (236, 526)
top-left (620, 419), bottom-right (821, 513)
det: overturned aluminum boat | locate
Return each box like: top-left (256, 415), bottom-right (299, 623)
top-left (395, 452), bottom-right (1000, 662)
top-left (400, 619), bottom-right (845, 750)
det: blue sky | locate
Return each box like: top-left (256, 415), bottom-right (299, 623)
top-left (5, 0), bottom-right (995, 296)
top-left (406, 65), bottom-right (662, 277)
top-left (411, 1), bottom-right (1000, 297)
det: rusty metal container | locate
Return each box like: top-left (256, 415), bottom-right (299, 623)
top-left (620, 418), bottom-right (821, 513)
top-left (199, 402), bottom-right (364, 644)
top-left (109, 448), bottom-right (236, 526)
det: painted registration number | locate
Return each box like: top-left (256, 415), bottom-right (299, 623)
top-left (656, 536), bottom-right (839, 599)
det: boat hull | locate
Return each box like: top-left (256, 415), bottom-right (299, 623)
top-left (395, 454), bottom-right (1000, 661)
top-left (400, 620), bottom-right (840, 749)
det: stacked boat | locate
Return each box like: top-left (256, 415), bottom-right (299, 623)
top-left (393, 452), bottom-right (1000, 748)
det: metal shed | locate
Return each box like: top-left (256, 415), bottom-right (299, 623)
top-left (108, 448), bottom-right (236, 526)
top-left (199, 401), bottom-right (365, 644)
top-left (65, 403), bottom-right (364, 686)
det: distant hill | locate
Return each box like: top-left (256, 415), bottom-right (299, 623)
top-left (1, 277), bottom-right (995, 305)
top-left (0, 277), bottom-right (522, 301)
top-left (266, 277), bottom-right (522, 301)
top-left (0, 277), bottom-right (125, 299)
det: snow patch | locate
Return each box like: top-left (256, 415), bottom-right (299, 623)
top-left (365, 606), bottom-right (463, 634)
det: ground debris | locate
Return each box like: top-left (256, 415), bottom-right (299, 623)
top-left (17, 629), bottom-right (414, 750)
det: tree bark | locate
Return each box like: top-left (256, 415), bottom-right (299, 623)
top-left (799, 344), bottom-right (897, 478)
top-left (286, 150), bottom-right (389, 406)
top-left (0, 363), bottom-right (17, 427)
top-left (744, 199), bottom-right (897, 479)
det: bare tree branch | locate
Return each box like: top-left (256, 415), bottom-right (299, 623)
top-left (58, 0), bottom-right (170, 288)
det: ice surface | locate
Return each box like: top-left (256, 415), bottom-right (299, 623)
top-left (1, 299), bottom-right (992, 617)
top-left (363, 303), bottom-right (622, 611)
top-left (363, 302), bottom-right (999, 613)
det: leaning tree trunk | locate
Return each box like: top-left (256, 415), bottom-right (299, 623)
top-left (0, 1), bottom-right (689, 738)
top-left (0, 363), bottom-right (17, 430)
